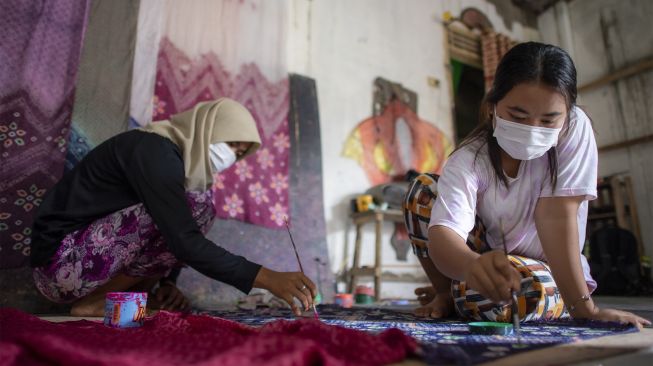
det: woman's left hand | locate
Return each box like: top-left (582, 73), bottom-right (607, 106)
top-left (154, 282), bottom-right (190, 312)
top-left (585, 307), bottom-right (651, 330)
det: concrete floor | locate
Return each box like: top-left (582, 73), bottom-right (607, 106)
top-left (594, 295), bottom-right (653, 321)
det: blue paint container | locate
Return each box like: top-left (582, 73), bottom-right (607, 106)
top-left (104, 292), bottom-right (147, 328)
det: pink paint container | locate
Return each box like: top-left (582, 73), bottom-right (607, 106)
top-left (104, 292), bottom-right (147, 328)
top-left (334, 293), bottom-right (354, 308)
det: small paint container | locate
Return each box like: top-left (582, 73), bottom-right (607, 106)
top-left (354, 285), bottom-right (374, 296)
top-left (354, 294), bottom-right (375, 304)
top-left (104, 292), bottom-right (147, 328)
top-left (468, 321), bottom-right (514, 335)
top-left (334, 293), bottom-right (354, 308)
top-left (354, 285), bottom-right (375, 304)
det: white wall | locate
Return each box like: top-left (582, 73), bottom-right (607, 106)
top-left (538, 0), bottom-right (653, 262)
top-left (287, 0), bottom-right (538, 298)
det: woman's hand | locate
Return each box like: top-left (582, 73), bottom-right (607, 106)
top-left (253, 267), bottom-right (317, 316)
top-left (579, 307), bottom-right (651, 330)
top-left (153, 282), bottom-right (190, 311)
top-left (463, 251), bottom-right (521, 303)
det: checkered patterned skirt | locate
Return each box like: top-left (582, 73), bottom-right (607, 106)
top-left (403, 173), bottom-right (568, 322)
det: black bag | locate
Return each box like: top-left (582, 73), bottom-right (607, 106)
top-left (589, 227), bottom-right (641, 295)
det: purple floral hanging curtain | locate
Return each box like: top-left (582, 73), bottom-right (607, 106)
top-left (0, 0), bottom-right (90, 268)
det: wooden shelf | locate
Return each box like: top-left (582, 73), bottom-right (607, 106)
top-left (346, 208), bottom-right (407, 300)
top-left (350, 209), bottom-right (404, 224)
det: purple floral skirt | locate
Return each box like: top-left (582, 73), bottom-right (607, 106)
top-left (33, 191), bottom-right (215, 303)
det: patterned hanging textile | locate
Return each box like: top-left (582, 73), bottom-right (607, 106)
top-left (130, 0), bottom-right (290, 229)
top-left (0, 0), bottom-right (90, 268)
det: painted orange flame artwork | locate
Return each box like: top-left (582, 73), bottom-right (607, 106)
top-left (343, 101), bottom-right (452, 184)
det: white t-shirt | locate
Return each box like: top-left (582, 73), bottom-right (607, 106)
top-left (429, 106), bottom-right (598, 291)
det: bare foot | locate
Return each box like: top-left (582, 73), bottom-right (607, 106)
top-left (414, 292), bottom-right (454, 318)
top-left (69, 274), bottom-right (163, 317)
top-left (414, 286), bottom-right (436, 305)
top-left (71, 296), bottom-right (105, 317)
top-left (71, 294), bottom-right (162, 317)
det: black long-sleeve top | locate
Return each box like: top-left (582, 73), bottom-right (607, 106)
top-left (30, 130), bottom-right (261, 293)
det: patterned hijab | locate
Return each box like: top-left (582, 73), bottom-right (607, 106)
top-left (140, 98), bottom-right (261, 190)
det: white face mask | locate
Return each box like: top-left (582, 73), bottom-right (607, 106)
top-left (208, 142), bottom-right (237, 173)
top-left (492, 110), bottom-right (562, 160)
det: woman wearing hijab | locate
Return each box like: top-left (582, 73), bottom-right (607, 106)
top-left (30, 99), bottom-right (316, 317)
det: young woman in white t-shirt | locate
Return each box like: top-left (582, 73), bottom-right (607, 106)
top-left (403, 42), bottom-right (649, 328)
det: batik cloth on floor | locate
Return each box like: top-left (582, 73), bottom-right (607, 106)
top-left (404, 173), bottom-right (567, 322)
top-left (33, 191), bottom-right (215, 303)
top-left (0, 308), bottom-right (417, 366)
top-left (0, 0), bottom-right (90, 269)
top-left (201, 305), bottom-right (638, 366)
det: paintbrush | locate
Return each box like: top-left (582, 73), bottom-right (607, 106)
top-left (283, 216), bottom-right (319, 319)
top-left (499, 219), bottom-right (521, 344)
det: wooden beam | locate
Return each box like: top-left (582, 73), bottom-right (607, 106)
top-left (579, 57), bottom-right (653, 93)
top-left (598, 134), bottom-right (653, 153)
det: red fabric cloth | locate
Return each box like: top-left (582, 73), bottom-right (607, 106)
top-left (0, 308), bottom-right (417, 366)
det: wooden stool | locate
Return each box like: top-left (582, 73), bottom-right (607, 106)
top-left (347, 208), bottom-right (404, 300)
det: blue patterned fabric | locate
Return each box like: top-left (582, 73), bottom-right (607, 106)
top-left (64, 123), bottom-right (93, 172)
top-left (197, 305), bottom-right (637, 365)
